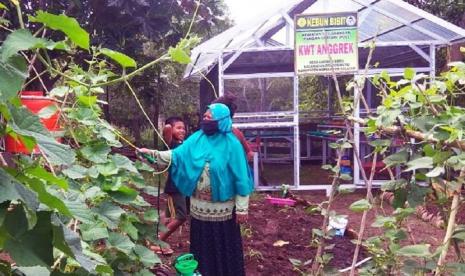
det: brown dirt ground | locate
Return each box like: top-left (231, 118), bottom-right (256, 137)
top-left (144, 190), bottom-right (451, 276)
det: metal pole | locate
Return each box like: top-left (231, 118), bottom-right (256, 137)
top-left (218, 52), bottom-right (224, 97)
top-left (293, 74), bottom-right (300, 188)
top-left (353, 74), bottom-right (361, 186)
top-left (253, 152), bottom-right (259, 189)
top-left (429, 44), bottom-right (436, 80)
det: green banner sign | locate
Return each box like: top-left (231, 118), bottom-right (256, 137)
top-left (295, 12), bottom-right (359, 75)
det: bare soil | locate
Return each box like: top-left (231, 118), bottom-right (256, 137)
top-left (143, 190), bottom-right (459, 276)
top-left (144, 192), bottom-right (369, 275)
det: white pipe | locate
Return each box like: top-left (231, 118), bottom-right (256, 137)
top-left (338, 257), bottom-right (373, 273)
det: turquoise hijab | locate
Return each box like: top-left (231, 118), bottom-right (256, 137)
top-left (170, 103), bottom-right (253, 202)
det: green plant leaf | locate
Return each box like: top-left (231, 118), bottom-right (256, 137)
top-left (8, 105), bottom-right (49, 135)
top-left (168, 46), bottom-right (191, 64)
top-left (35, 133), bottom-right (76, 165)
top-left (0, 3), bottom-right (8, 10)
top-left (62, 164), bottom-right (88, 179)
top-left (29, 11), bottom-right (89, 50)
top-left (289, 258), bottom-right (302, 266)
top-left (100, 48), bottom-right (137, 68)
top-left (4, 212), bottom-right (53, 267)
top-left (63, 199), bottom-right (94, 224)
top-left (0, 29), bottom-right (52, 62)
top-left (143, 209), bottom-right (158, 223)
top-left (433, 150), bottom-right (453, 164)
top-left (14, 266), bottom-right (50, 276)
top-left (80, 142), bottom-right (110, 164)
top-left (37, 104), bottom-right (58, 119)
top-left (84, 186), bottom-right (105, 200)
top-left (380, 70), bottom-right (390, 82)
top-left (96, 126), bottom-right (121, 146)
top-left (381, 179), bottom-right (407, 191)
top-left (0, 55), bottom-right (28, 101)
top-left (0, 203), bottom-right (7, 226)
top-left (49, 86), bottom-right (70, 98)
top-left (96, 264), bottom-right (114, 275)
top-left (453, 231), bottom-right (465, 240)
top-left (51, 216), bottom-right (99, 273)
top-left (3, 204), bottom-right (35, 238)
top-left (25, 166), bottom-right (68, 189)
top-left (135, 160), bottom-right (154, 172)
top-left (92, 201), bottom-right (125, 229)
top-left (134, 269), bottom-right (155, 276)
top-left (371, 216), bottom-right (396, 228)
top-left (404, 68), bottom-right (415, 80)
top-left (107, 232), bottom-right (135, 255)
top-left (392, 189), bottom-right (407, 209)
top-left (107, 185), bottom-right (138, 204)
top-left (96, 162), bottom-right (119, 176)
top-left (339, 174), bottom-right (353, 181)
top-left (19, 176), bottom-right (71, 216)
top-left (0, 168), bottom-right (39, 211)
top-left (80, 221), bottom-right (109, 241)
top-left (407, 185), bottom-right (430, 208)
top-left (386, 229), bottom-right (408, 241)
top-left (120, 219), bottom-right (138, 240)
top-left (368, 139), bottom-right (391, 148)
top-left (405, 157), bottom-right (433, 172)
top-left (18, 135), bottom-right (36, 151)
top-left (384, 150), bottom-right (408, 167)
top-left (112, 154), bottom-right (138, 173)
top-left (349, 199), bottom-right (372, 212)
top-left (396, 244), bottom-right (431, 257)
top-left (134, 244), bottom-right (160, 267)
top-left (425, 166), bottom-right (445, 177)
top-left (8, 105), bottom-right (75, 165)
top-left (391, 209), bottom-right (415, 224)
top-left (77, 95), bottom-right (97, 107)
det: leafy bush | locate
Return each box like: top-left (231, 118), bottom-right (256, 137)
top-left (0, 3), bottom-right (197, 275)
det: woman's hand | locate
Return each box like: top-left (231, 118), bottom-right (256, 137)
top-left (236, 213), bottom-right (248, 224)
top-left (136, 147), bottom-right (152, 155)
top-left (136, 148), bottom-right (153, 161)
top-left (246, 151), bottom-right (254, 162)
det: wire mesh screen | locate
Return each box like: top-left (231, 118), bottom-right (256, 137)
top-left (224, 77), bottom-right (294, 113)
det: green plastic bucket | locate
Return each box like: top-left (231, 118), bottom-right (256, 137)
top-left (174, 253), bottom-right (198, 276)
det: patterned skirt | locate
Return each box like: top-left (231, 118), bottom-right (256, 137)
top-left (190, 215), bottom-right (245, 276)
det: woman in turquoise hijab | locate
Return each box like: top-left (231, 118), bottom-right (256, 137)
top-left (138, 103), bottom-right (253, 276)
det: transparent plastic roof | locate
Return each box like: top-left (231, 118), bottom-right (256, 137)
top-left (185, 0), bottom-right (465, 78)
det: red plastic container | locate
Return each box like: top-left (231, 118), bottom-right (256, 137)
top-left (265, 195), bottom-right (296, 206)
top-left (5, 91), bottom-right (61, 154)
top-left (362, 161), bottom-right (388, 177)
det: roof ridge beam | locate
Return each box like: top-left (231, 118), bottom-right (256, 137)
top-left (352, 0), bottom-right (449, 44)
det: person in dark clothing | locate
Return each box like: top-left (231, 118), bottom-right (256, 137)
top-left (153, 116), bottom-right (187, 255)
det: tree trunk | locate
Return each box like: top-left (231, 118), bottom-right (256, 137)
top-left (133, 118), bottom-right (141, 144)
top-left (153, 68), bottom-right (163, 148)
top-left (152, 92), bottom-right (160, 148)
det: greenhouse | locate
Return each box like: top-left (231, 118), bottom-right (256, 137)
top-left (185, 0), bottom-right (465, 192)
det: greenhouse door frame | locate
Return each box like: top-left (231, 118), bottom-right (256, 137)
top-left (217, 50), bottom-right (301, 191)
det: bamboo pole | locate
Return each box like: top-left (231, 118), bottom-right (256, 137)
top-left (435, 168), bottom-right (464, 274)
